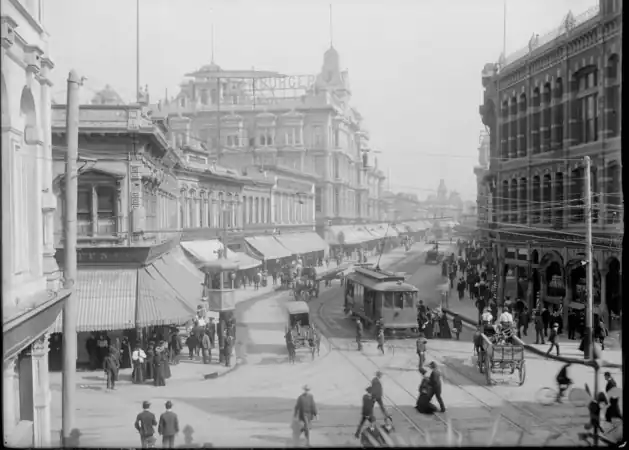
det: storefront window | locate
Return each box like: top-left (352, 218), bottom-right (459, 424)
top-left (546, 262), bottom-right (565, 297)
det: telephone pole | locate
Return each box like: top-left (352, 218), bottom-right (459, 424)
top-left (584, 155), bottom-right (599, 447)
top-left (62, 70), bottom-right (81, 446)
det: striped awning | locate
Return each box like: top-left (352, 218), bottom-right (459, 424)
top-left (151, 247), bottom-right (205, 312)
top-left (245, 235), bottom-right (292, 260)
top-left (181, 240), bottom-right (261, 271)
top-left (136, 265), bottom-right (196, 328)
top-left (274, 232), bottom-right (329, 255)
top-left (52, 268), bottom-right (137, 333)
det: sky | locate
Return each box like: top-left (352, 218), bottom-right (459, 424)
top-left (44, 0), bottom-right (597, 201)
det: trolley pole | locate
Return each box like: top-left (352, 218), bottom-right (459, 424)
top-left (584, 156), bottom-right (600, 446)
top-left (61, 70), bottom-right (81, 447)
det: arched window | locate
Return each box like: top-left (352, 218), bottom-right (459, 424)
top-left (606, 161), bottom-right (621, 224)
top-left (552, 78), bottom-right (564, 149)
top-left (509, 97), bottom-right (518, 158)
top-left (542, 174), bottom-right (552, 224)
top-left (570, 167), bottom-right (585, 223)
top-left (541, 82), bottom-right (552, 151)
top-left (501, 180), bottom-right (509, 223)
top-left (575, 67), bottom-right (599, 144)
top-left (518, 94), bottom-right (527, 158)
top-left (518, 177), bottom-right (528, 224)
top-left (605, 55), bottom-right (620, 137)
top-left (553, 172), bottom-right (564, 228)
top-left (510, 179), bottom-right (518, 223)
top-left (500, 100), bottom-right (509, 160)
top-left (531, 87), bottom-right (541, 154)
top-left (532, 176), bottom-right (541, 224)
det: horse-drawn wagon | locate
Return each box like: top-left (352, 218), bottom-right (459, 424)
top-left (284, 301), bottom-right (320, 362)
top-left (474, 328), bottom-right (526, 386)
top-left (425, 246), bottom-right (444, 264)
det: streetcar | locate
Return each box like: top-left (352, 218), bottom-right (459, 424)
top-left (344, 266), bottom-right (419, 336)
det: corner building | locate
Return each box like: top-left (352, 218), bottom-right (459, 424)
top-left (479, 0), bottom-right (622, 330)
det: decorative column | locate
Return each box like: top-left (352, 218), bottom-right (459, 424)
top-left (40, 57), bottom-right (60, 291)
top-left (200, 192), bottom-right (208, 227)
top-left (32, 333), bottom-right (51, 447)
top-left (211, 193), bottom-right (218, 228)
top-left (3, 358), bottom-right (18, 445)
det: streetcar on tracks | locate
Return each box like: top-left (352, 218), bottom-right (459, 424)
top-left (343, 266), bottom-right (419, 337)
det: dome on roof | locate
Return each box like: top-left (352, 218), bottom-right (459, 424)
top-left (199, 62), bottom-right (221, 73)
top-left (91, 85), bottom-right (124, 105)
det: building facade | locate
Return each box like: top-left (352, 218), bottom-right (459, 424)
top-left (474, 131), bottom-right (491, 237)
top-left (2, 0), bottom-right (71, 446)
top-left (422, 179), bottom-right (464, 222)
top-left (479, 0), bottom-right (622, 329)
top-left (152, 45), bottom-right (387, 243)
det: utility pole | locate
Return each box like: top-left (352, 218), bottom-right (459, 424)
top-left (62, 70), bottom-right (81, 447)
top-left (136, 0), bottom-right (141, 102)
top-left (584, 155), bottom-right (599, 447)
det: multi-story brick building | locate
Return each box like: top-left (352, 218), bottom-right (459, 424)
top-left (152, 46), bottom-right (388, 253)
top-left (479, 0), bottom-right (622, 329)
top-left (2, 1), bottom-right (72, 446)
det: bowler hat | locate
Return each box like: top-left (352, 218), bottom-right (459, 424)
top-left (428, 361), bottom-right (437, 368)
top-left (303, 385), bottom-right (310, 391)
top-left (142, 401), bottom-right (151, 409)
top-left (165, 400), bottom-right (173, 409)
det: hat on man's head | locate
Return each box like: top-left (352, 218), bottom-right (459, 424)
top-left (428, 361), bottom-right (437, 368)
top-left (142, 401), bottom-right (151, 409)
top-left (165, 400), bottom-right (173, 409)
top-left (303, 385), bottom-right (310, 392)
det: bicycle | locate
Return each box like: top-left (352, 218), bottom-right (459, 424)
top-left (535, 383), bottom-right (591, 407)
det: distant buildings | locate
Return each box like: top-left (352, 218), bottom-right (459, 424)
top-left (422, 179), bottom-right (464, 222)
top-left (152, 45), bottom-right (388, 249)
top-left (479, 0), bottom-right (622, 329)
top-left (2, 0), bottom-right (69, 446)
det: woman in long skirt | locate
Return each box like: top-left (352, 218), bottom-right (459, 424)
top-left (145, 344), bottom-right (155, 381)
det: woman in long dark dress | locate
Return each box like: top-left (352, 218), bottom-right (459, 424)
top-left (145, 344), bottom-right (155, 381)
top-left (159, 342), bottom-right (172, 379)
top-left (416, 368), bottom-right (437, 414)
top-left (120, 337), bottom-right (132, 369)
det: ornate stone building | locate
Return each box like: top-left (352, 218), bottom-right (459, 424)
top-left (2, 0), bottom-right (71, 446)
top-left (478, 0), bottom-right (622, 329)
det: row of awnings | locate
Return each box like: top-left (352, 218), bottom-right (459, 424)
top-left (52, 247), bottom-right (205, 333)
top-left (50, 232), bottom-right (331, 334)
top-left (324, 224), bottom-right (401, 246)
top-left (399, 220), bottom-right (433, 232)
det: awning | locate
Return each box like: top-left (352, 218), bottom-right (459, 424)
top-left (181, 240), bottom-right (261, 271)
top-left (274, 232), bottom-right (328, 255)
top-left (52, 268), bottom-right (137, 333)
top-left (151, 247), bottom-right (205, 312)
top-left (136, 265), bottom-right (196, 327)
top-left (364, 224), bottom-right (399, 238)
top-left (326, 226), bottom-right (373, 246)
top-left (245, 235), bottom-right (293, 260)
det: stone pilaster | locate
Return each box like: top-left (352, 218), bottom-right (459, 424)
top-left (31, 333), bottom-right (51, 448)
top-left (3, 358), bottom-right (18, 445)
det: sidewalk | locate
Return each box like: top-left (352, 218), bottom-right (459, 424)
top-left (443, 296), bottom-right (622, 366)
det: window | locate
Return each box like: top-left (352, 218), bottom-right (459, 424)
top-left (554, 173), bottom-right (564, 228)
top-left (384, 292), bottom-right (394, 308)
top-left (570, 167), bottom-right (585, 223)
top-left (226, 135), bottom-right (239, 147)
top-left (313, 126), bottom-right (323, 147)
top-left (76, 183), bottom-right (118, 236)
top-left (315, 187), bottom-right (322, 212)
top-left (576, 68), bottom-right (599, 144)
top-left (393, 293), bottom-right (404, 309)
top-left (284, 127), bottom-right (302, 146)
top-left (200, 90), bottom-right (209, 105)
top-left (258, 129), bottom-right (274, 147)
top-left (542, 174), bottom-right (552, 224)
top-left (532, 176), bottom-right (541, 224)
top-left (334, 129), bottom-right (340, 148)
top-left (404, 292), bottom-right (415, 308)
top-left (542, 83), bottom-right (552, 150)
top-left (231, 95), bottom-right (238, 105)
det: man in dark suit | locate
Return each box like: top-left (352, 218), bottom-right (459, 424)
top-left (294, 385), bottom-right (318, 446)
top-left (370, 371), bottom-right (392, 421)
top-left (355, 386), bottom-right (375, 438)
top-left (135, 400), bottom-right (157, 448)
top-left (158, 400), bottom-right (179, 448)
top-left (207, 318), bottom-right (216, 349)
top-left (103, 350), bottom-right (119, 390)
top-left (428, 361), bottom-right (446, 412)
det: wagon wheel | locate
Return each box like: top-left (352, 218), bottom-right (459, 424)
top-left (477, 350), bottom-right (484, 373)
top-left (517, 361), bottom-right (526, 386)
top-left (484, 354), bottom-right (492, 385)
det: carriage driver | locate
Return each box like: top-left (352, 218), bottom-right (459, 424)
top-left (481, 308), bottom-right (495, 337)
top-left (498, 307), bottom-right (515, 343)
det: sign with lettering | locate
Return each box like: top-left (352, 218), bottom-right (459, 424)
top-left (131, 191), bottom-right (141, 209)
top-left (130, 163), bottom-right (142, 180)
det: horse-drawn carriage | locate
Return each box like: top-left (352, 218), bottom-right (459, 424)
top-left (293, 278), bottom-right (318, 301)
top-left (285, 301), bottom-right (320, 362)
top-left (425, 245), bottom-right (444, 264)
top-left (474, 327), bottom-right (526, 386)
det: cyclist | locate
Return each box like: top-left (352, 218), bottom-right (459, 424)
top-left (555, 362), bottom-right (573, 402)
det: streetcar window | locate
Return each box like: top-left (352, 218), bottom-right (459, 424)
top-left (393, 293), bottom-right (404, 309)
top-left (384, 292), bottom-right (394, 308)
top-left (404, 292), bottom-right (415, 308)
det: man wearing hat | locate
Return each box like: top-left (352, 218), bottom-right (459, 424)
top-left (135, 401), bottom-right (157, 448)
top-left (355, 386), bottom-right (375, 438)
top-left (428, 361), bottom-right (446, 412)
top-left (370, 371), bottom-right (392, 421)
top-left (546, 322), bottom-right (560, 357)
top-left (294, 385), bottom-right (318, 446)
top-left (359, 415), bottom-right (387, 447)
top-left (355, 318), bottom-right (364, 351)
top-left (158, 400), bottom-right (179, 448)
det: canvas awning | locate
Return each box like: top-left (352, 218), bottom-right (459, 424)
top-left (274, 232), bottom-right (328, 256)
top-left (52, 268), bottom-right (137, 332)
top-left (244, 235), bottom-right (293, 260)
top-left (364, 224), bottom-right (399, 239)
top-left (326, 226), bottom-right (373, 246)
top-left (181, 240), bottom-right (261, 270)
top-left (151, 247), bottom-right (205, 312)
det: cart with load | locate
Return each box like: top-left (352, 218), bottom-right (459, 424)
top-left (475, 330), bottom-right (526, 386)
top-left (425, 246), bottom-right (444, 264)
top-left (285, 301), bottom-right (320, 360)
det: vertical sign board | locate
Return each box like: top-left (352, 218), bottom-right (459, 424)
top-left (129, 162), bottom-right (145, 235)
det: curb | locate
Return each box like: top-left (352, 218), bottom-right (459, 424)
top-left (442, 308), bottom-right (622, 369)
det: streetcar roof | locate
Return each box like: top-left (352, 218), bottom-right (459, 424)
top-left (286, 301), bottom-right (310, 315)
top-left (346, 273), bottom-right (418, 292)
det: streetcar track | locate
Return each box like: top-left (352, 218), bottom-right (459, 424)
top-left (312, 250), bottom-right (581, 446)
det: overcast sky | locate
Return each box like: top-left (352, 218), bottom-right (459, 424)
top-left (45, 0), bottom-right (597, 201)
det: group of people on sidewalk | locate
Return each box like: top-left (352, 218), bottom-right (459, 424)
top-left (186, 315), bottom-right (237, 367)
top-left (130, 335), bottom-right (174, 387)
